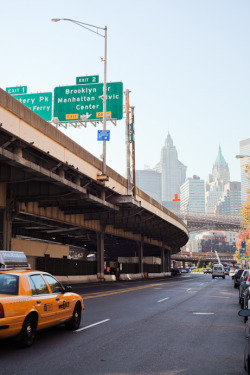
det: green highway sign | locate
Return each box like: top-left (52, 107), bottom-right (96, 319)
top-left (76, 75), bottom-right (99, 84)
top-left (6, 86), bottom-right (27, 94)
top-left (54, 82), bottom-right (123, 122)
top-left (12, 92), bottom-right (52, 121)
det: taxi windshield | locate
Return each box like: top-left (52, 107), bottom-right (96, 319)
top-left (0, 274), bottom-right (19, 295)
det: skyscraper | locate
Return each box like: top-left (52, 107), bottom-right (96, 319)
top-left (136, 168), bottom-right (162, 203)
top-left (212, 145), bottom-right (230, 183)
top-left (180, 175), bottom-right (205, 213)
top-left (206, 146), bottom-right (230, 213)
top-left (215, 182), bottom-right (241, 216)
top-left (160, 133), bottom-right (186, 209)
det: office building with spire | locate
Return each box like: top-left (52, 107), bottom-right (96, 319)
top-left (160, 133), bottom-right (186, 210)
top-left (205, 146), bottom-right (230, 213)
top-left (135, 133), bottom-right (186, 211)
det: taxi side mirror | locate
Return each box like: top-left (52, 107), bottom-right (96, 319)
top-left (64, 285), bottom-right (72, 293)
top-left (238, 309), bottom-right (250, 317)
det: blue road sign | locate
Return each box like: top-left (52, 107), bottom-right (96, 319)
top-left (97, 130), bottom-right (110, 141)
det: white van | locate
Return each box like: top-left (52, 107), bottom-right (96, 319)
top-left (212, 264), bottom-right (225, 279)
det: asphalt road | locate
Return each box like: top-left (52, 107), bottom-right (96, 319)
top-left (0, 274), bottom-right (246, 375)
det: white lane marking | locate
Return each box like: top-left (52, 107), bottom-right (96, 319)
top-left (186, 288), bottom-right (192, 291)
top-left (199, 283), bottom-right (204, 286)
top-left (193, 312), bottom-right (214, 315)
top-left (157, 297), bottom-right (169, 303)
top-left (208, 296), bottom-right (229, 299)
top-left (76, 319), bottom-right (110, 332)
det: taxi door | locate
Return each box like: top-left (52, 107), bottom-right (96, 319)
top-left (42, 274), bottom-right (72, 322)
top-left (28, 274), bottom-right (57, 328)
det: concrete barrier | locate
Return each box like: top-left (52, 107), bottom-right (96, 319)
top-left (148, 272), bottom-right (171, 278)
top-left (56, 275), bottom-right (98, 284)
top-left (56, 272), bottom-right (172, 284)
top-left (119, 273), bottom-right (142, 281)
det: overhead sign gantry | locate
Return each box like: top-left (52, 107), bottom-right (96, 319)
top-left (53, 82), bottom-right (123, 123)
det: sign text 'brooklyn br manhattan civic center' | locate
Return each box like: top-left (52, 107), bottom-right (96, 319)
top-left (54, 82), bottom-right (123, 122)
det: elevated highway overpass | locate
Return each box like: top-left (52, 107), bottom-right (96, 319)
top-left (171, 252), bottom-right (237, 268)
top-left (173, 211), bottom-right (242, 232)
top-left (0, 88), bottom-right (188, 279)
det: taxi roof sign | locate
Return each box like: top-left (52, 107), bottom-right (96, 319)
top-left (0, 251), bottom-right (30, 269)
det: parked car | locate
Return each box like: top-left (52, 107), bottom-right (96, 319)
top-left (229, 269), bottom-right (237, 277)
top-left (0, 251), bottom-right (84, 347)
top-left (238, 308), bottom-right (250, 373)
top-left (233, 269), bottom-right (245, 288)
top-left (203, 268), bottom-right (212, 274)
top-left (239, 271), bottom-right (250, 308)
top-left (241, 275), bottom-right (250, 311)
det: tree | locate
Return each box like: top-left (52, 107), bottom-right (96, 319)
top-left (197, 258), bottom-right (205, 268)
top-left (208, 261), bottom-right (214, 269)
top-left (238, 162), bottom-right (250, 264)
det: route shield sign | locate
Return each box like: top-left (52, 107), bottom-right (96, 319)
top-left (53, 82), bottom-right (123, 122)
top-left (12, 93), bottom-right (52, 121)
top-left (97, 130), bottom-right (110, 141)
top-left (6, 86), bottom-right (27, 94)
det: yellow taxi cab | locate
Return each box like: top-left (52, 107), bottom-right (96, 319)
top-left (0, 251), bottom-right (84, 347)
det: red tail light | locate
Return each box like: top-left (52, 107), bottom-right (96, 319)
top-left (0, 303), bottom-right (4, 318)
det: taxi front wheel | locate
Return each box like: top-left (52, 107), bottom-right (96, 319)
top-left (66, 303), bottom-right (81, 330)
top-left (20, 314), bottom-right (37, 347)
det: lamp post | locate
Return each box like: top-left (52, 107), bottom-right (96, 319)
top-left (51, 18), bottom-right (108, 178)
top-left (236, 155), bottom-right (250, 159)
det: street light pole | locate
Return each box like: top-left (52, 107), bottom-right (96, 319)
top-left (102, 25), bottom-right (107, 176)
top-left (51, 18), bottom-right (108, 179)
top-left (236, 155), bottom-right (250, 159)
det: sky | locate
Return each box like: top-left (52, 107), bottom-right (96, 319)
top-left (1, 0), bottom-right (249, 182)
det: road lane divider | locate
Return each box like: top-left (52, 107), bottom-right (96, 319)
top-left (157, 297), bottom-right (169, 303)
top-left (81, 283), bottom-right (170, 300)
top-left (80, 278), bottom-right (197, 300)
top-left (76, 319), bottom-right (110, 332)
top-left (208, 296), bottom-right (230, 299)
top-left (192, 312), bottom-right (214, 315)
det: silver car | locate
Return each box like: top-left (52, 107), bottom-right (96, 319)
top-left (238, 309), bottom-right (250, 373)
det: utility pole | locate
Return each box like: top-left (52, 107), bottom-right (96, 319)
top-left (125, 89), bottom-right (130, 194)
top-left (125, 90), bottom-right (136, 196)
top-left (131, 106), bottom-right (136, 197)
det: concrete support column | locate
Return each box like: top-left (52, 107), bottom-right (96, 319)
top-left (3, 205), bottom-right (12, 251)
top-left (97, 224), bottom-right (105, 282)
top-left (161, 246), bottom-right (165, 273)
top-left (0, 183), bottom-right (13, 251)
top-left (164, 250), bottom-right (171, 272)
top-left (138, 236), bottom-right (144, 274)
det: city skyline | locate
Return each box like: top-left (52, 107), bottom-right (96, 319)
top-left (1, 1), bottom-right (249, 184)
